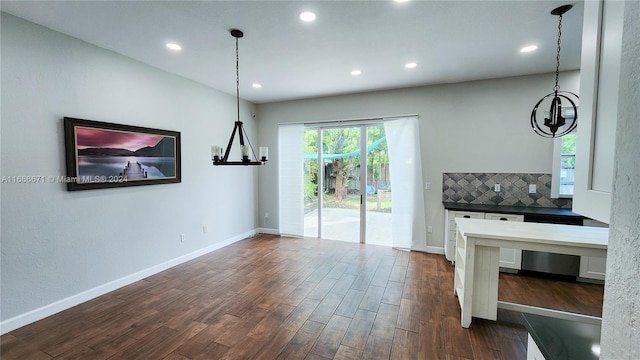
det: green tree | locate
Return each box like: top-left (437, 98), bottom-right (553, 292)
top-left (323, 128), bottom-right (360, 201)
top-left (304, 130), bottom-right (318, 202)
top-left (303, 126), bottom-right (389, 203)
top-left (561, 133), bottom-right (576, 169)
top-left (367, 126), bottom-right (389, 189)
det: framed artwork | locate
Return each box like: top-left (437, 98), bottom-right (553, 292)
top-left (63, 117), bottom-right (181, 191)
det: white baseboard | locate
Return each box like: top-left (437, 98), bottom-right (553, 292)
top-left (166, 229), bottom-right (256, 268)
top-left (0, 230), bottom-right (255, 335)
top-left (256, 227), bottom-right (280, 235)
top-left (409, 246), bottom-right (445, 255)
top-left (426, 246), bottom-right (445, 255)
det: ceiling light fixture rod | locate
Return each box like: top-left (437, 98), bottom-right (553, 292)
top-left (233, 29), bottom-right (241, 124)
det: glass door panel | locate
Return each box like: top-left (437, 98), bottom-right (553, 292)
top-left (365, 125), bottom-right (392, 246)
top-left (303, 129), bottom-right (319, 237)
top-left (320, 127), bottom-right (361, 243)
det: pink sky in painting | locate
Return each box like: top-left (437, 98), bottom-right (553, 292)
top-left (76, 127), bottom-right (163, 151)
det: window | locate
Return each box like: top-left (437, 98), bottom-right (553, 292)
top-left (551, 132), bottom-right (576, 198)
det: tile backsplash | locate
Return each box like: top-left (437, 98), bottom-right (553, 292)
top-left (442, 172), bottom-right (572, 209)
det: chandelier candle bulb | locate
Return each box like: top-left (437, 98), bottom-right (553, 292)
top-left (211, 146), bottom-right (220, 161)
top-left (259, 147), bottom-right (268, 161)
top-left (241, 145), bottom-right (250, 161)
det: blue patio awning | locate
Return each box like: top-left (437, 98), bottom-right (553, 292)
top-left (303, 136), bottom-right (386, 160)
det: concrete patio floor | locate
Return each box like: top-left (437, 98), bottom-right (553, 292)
top-left (304, 207), bottom-right (393, 246)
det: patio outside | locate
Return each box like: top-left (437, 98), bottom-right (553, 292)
top-left (304, 192), bottom-right (393, 246)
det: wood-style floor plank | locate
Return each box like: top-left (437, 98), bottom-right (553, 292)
top-left (1, 234), bottom-right (604, 359)
top-left (333, 345), bottom-right (363, 360)
top-left (308, 314), bottom-right (352, 359)
top-left (381, 280), bottom-right (404, 306)
top-left (276, 320), bottom-right (324, 360)
top-left (390, 328), bottom-right (420, 360)
top-left (362, 335), bottom-right (393, 360)
top-left (340, 309), bottom-right (377, 349)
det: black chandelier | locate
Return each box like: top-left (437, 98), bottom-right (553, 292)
top-left (212, 29), bottom-right (268, 166)
top-left (530, 4), bottom-right (578, 138)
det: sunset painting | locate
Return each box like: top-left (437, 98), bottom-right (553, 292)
top-left (64, 117), bottom-right (181, 191)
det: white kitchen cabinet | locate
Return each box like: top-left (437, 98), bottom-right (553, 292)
top-left (444, 210), bottom-right (484, 262)
top-left (485, 213), bottom-right (525, 270)
top-left (573, 0), bottom-right (624, 224)
top-left (579, 218), bottom-right (609, 281)
top-left (445, 210), bottom-right (523, 271)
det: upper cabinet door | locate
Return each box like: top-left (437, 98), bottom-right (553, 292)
top-left (573, 0), bottom-right (624, 224)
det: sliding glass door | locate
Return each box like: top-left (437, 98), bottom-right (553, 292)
top-left (303, 124), bottom-right (392, 245)
top-left (281, 116), bottom-right (422, 248)
top-left (303, 129), bottom-right (319, 237)
top-left (320, 127), bottom-right (362, 243)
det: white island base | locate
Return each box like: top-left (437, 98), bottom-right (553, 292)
top-left (453, 218), bottom-right (608, 328)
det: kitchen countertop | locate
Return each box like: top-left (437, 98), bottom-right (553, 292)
top-left (522, 313), bottom-right (601, 360)
top-left (442, 202), bottom-right (584, 217)
top-left (454, 218), bottom-right (608, 250)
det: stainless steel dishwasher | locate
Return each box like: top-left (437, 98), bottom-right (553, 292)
top-left (521, 214), bottom-right (582, 277)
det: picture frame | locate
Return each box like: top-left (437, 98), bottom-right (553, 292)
top-left (63, 117), bottom-right (181, 191)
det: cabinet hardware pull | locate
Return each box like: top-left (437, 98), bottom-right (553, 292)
top-left (500, 217), bottom-right (508, 221)
top-left (464, 215), bottom-right (471, 218)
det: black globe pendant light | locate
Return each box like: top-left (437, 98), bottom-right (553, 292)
top-left (530, 4), bottom-right (578, 138)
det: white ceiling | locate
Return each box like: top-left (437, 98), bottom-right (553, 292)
top-left (1, 0), bottom-right (584, 104)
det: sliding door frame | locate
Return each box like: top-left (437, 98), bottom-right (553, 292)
top-left (306, 122), bottom-right (383, 244)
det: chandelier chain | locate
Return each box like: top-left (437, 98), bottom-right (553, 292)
top-left (235, 32), bottom-right (259, 161)
top-left (236, 37), bottom-right (240, 123)
top-left (554, 14), bottom-right (563, 92)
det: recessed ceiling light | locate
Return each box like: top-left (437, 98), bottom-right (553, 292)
top-left (299, 11), bottom-right (316, 22)
top-left (165, 42), bottom-right (182, 51)
top-left (252, 83), bottom-right (262, 89)
top-left (405, 62), bottom-right (417, 69)
top-left (520, 45), bottom-right (538, 53)
top-left (394, 0), bottom-right (410, 3)
top-left (351, 70), bottom-right (362, 76)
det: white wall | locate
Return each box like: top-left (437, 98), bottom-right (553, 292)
top-left (256, 71), bottom-right (580, 251)
top-left (601, 0), bottom-right (640, 357)
top-left (0, 14), bottom-right (261, 330)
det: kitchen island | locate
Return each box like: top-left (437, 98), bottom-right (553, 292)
top-left (453, 218), bottom-right (608, 328)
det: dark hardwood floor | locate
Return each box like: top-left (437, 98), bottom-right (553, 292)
top-left (0, 234), bottom-right (604, 359)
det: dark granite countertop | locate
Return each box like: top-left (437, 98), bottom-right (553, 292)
top-left (522, 313), bottom-right (601, 360)
top-left (442, 202), bottom-right (584, 218)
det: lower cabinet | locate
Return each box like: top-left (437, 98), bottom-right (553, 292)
top-left (579, 219), bottom-right (608, 281)
top-left (445, 210), bottom-right (523, 271)
top-left (485, 213), bottom-right (524, 270)
top-left (445, 210), bottom-right (484, 262)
